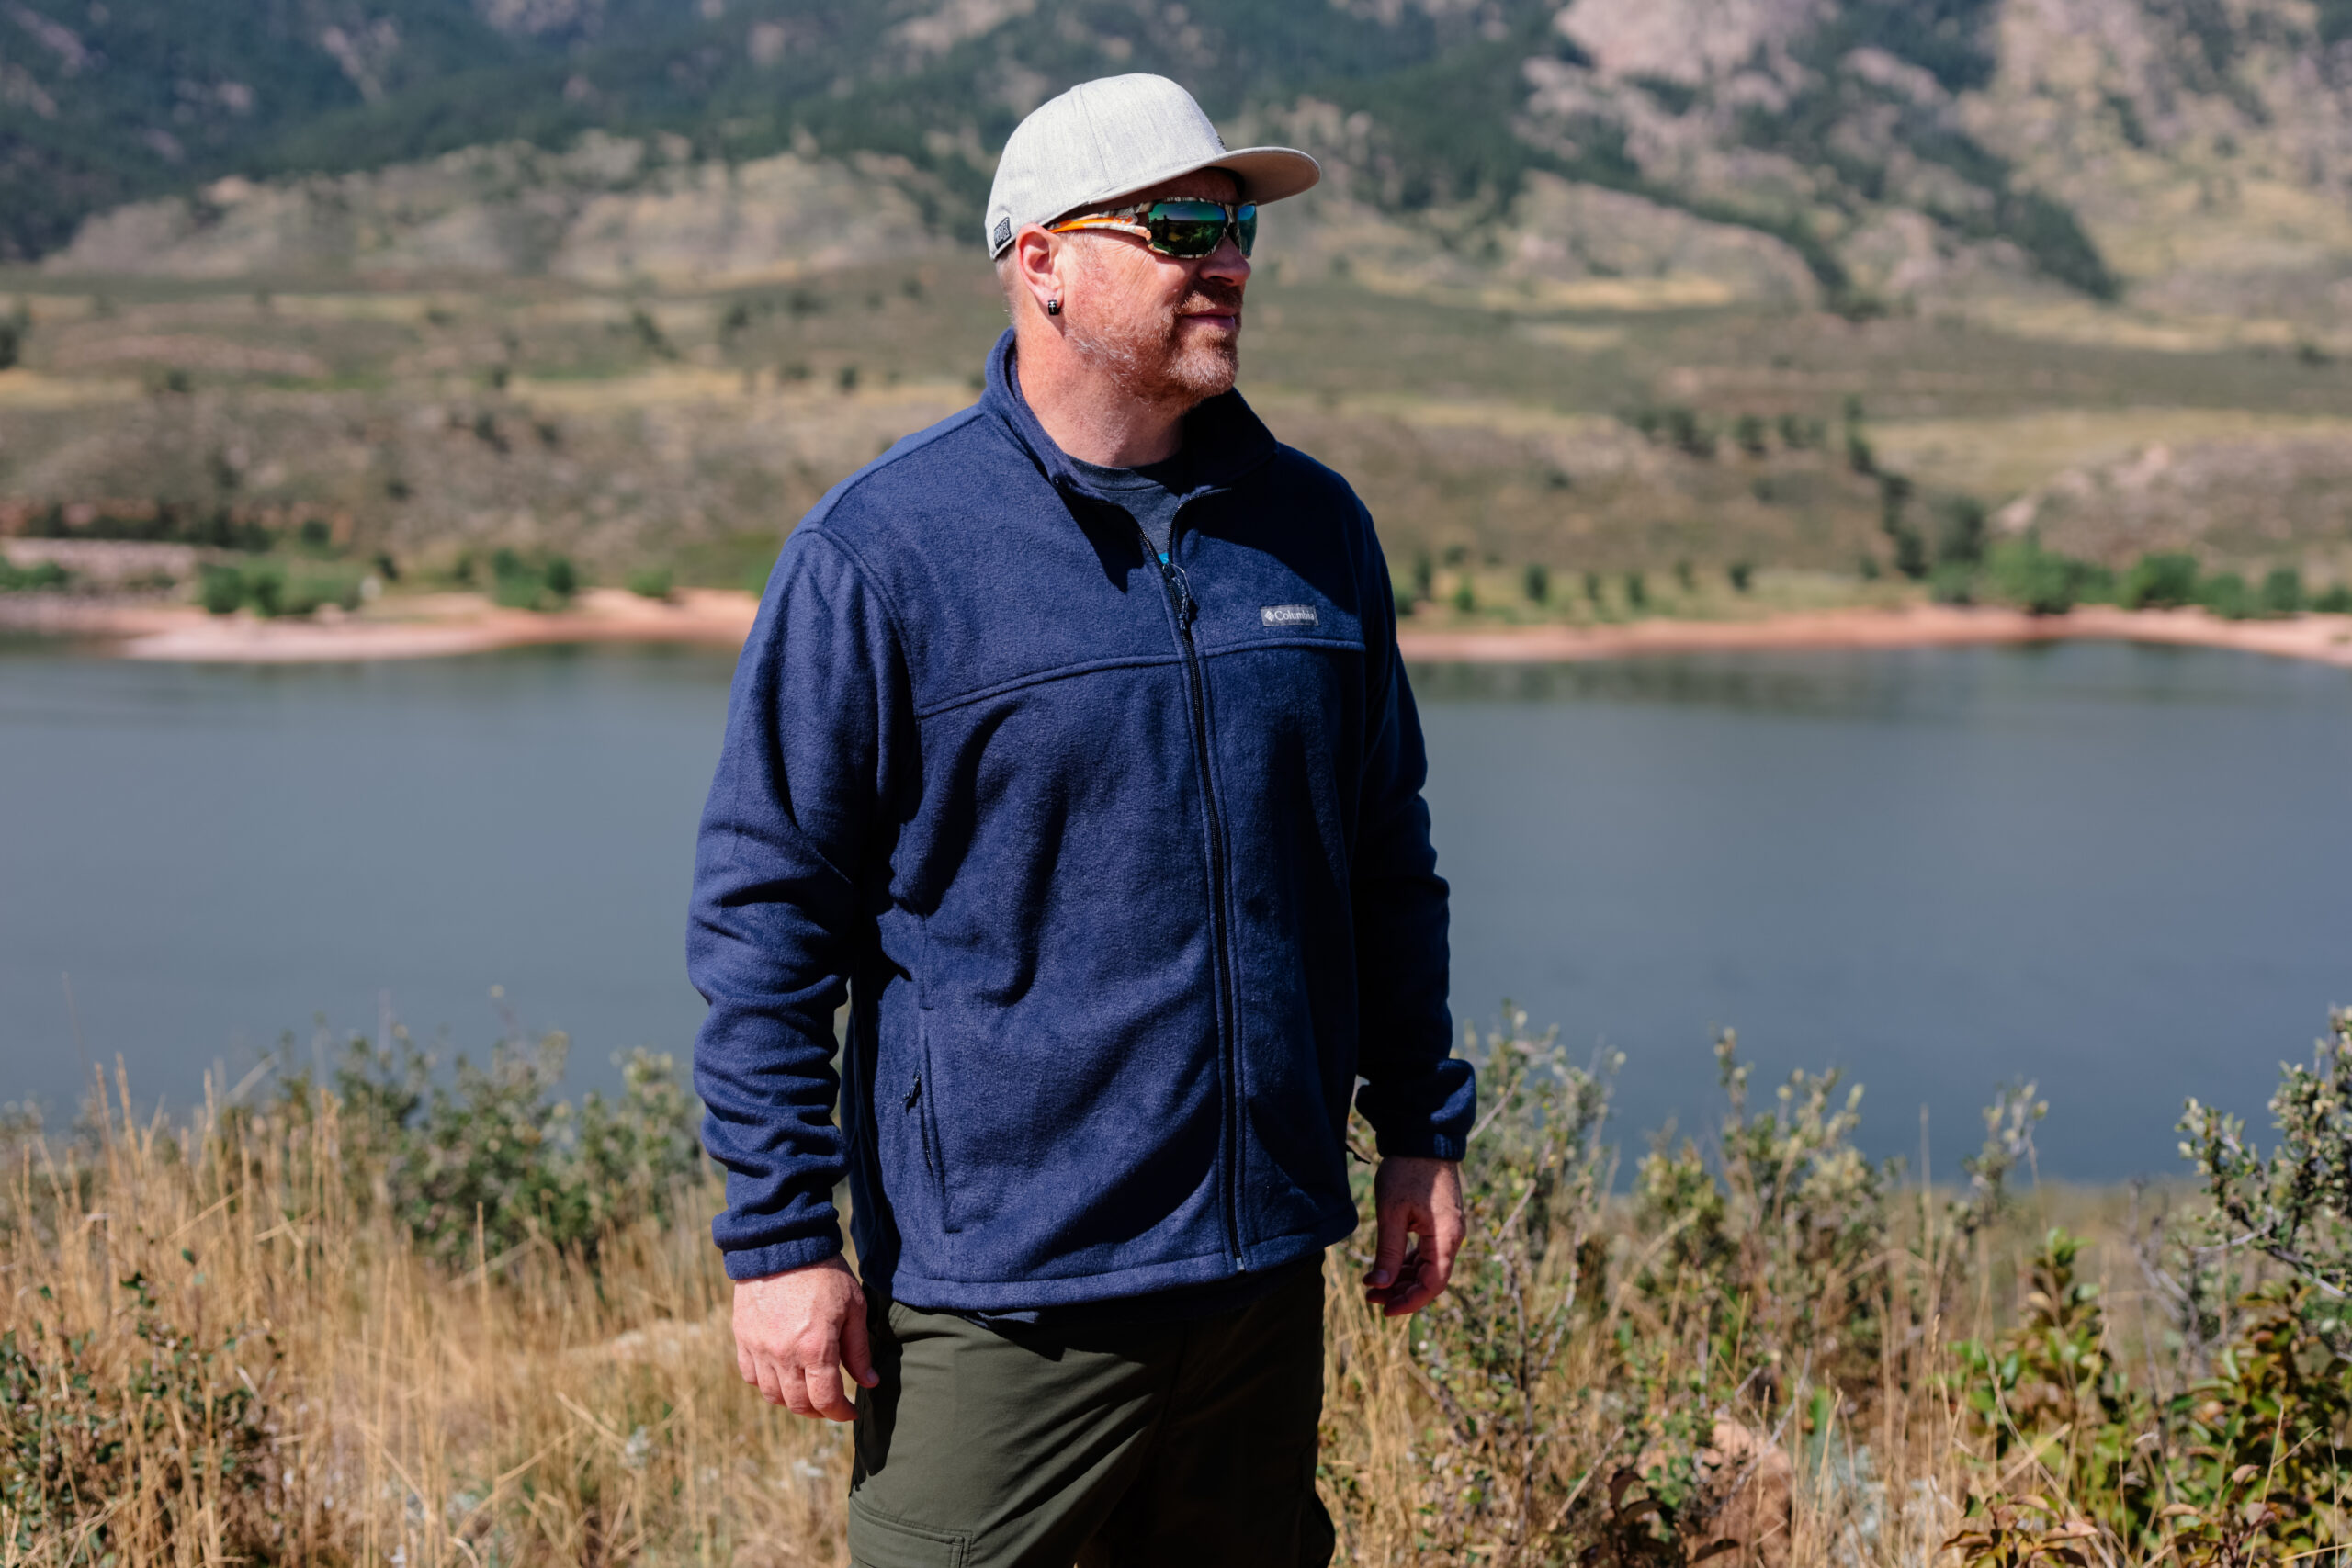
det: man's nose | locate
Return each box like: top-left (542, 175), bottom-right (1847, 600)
top-left (1199, 233), bottom-right (1251, 287)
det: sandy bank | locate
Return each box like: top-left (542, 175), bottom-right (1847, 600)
top-left (1, 587), bottom-right (760, 662)
top-left (1394, 603), bottom-right (2352, 668)
top-left (5, 591), bottom-right (2349, 671)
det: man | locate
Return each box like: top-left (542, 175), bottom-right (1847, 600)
top-left (689, 73), bottom-right (1474, 1566)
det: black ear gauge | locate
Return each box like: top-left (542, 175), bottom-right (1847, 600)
top-left (1047, 299), bottom-right (1063, 316)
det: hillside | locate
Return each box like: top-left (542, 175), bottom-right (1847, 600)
top-left (8, 0), bottom-right (2352, 326)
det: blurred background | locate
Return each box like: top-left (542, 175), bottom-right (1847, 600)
top-left (4, 0), bottom-right (2349, 1175)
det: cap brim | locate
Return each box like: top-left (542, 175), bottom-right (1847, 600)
top-left (1097, 146), bottom-right (1323, 210)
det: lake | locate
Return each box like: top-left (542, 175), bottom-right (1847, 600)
top-left (4, 638), bottom-right (2346, 1178)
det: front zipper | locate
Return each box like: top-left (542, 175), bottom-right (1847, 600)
top-left (1136, 524), bottom-right (1245, 1271)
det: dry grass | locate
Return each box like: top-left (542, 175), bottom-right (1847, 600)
top-left (0, 1066), bottom-right (848, 1567)
top-left (0, 1052), bottom-right (2280, 1568)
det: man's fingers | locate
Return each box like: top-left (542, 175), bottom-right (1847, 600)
top-left (754, 1356), bottom-right (790, 1408)
top-left (842, 1299), bottom-right (879, 1390)
top-left (1383, 1250), bottom-right (1444, 1317)
top-left (804, 1362), bottom-right (857, 1423)
top-left (1364, 1201), bottom-right (1414, 1291)
top-left (737, 1344), bottom-right (757, 1384)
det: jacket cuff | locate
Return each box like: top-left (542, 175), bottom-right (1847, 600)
top-left (1374, 1129), bottom-right (1467, 1162)
top-left (719, 1232), bottom-right (845, 1281)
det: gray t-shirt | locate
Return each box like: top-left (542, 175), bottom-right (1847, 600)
top-left (1067, 450), bottom-right (1190, 558)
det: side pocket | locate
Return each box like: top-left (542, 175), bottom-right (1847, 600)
top-left (912, 1019), bottom-right (953, 1231)
top-left (847, 1502), bottom-right (967, 1568)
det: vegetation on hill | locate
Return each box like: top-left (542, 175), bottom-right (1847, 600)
top-left (18, 0), bottom-right (2352, 316)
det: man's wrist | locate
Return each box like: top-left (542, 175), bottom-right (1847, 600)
top-left (720, 1234), bottom-right (844, 1282)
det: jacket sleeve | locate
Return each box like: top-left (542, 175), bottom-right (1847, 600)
top-left (1350, 526), bottom-right (1476, 1161)
top-left (689, 527), bottom-right (909, 1280)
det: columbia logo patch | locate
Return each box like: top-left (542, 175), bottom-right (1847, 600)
top-left (1261, 604), bottom-right (1318, 627)
top-left (992, 217), bottom-right (1012, 251)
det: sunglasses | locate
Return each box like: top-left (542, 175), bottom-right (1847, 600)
top-left (1047, 198), bottom-right (1258, 259)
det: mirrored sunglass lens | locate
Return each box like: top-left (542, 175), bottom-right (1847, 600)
top-left (1149, 218), bottom-right (1227, 256)
top-left (1235, 206), bottom-right (1258, 256)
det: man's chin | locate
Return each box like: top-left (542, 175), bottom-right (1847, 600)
top-left (1168, 343), bottom-right (1239, 401)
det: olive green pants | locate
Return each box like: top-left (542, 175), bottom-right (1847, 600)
top-left (845, 1259), bottom-right (1336, 1568)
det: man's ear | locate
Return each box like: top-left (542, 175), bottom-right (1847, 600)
top-left (1010, 226), bottom-right (1066, 321)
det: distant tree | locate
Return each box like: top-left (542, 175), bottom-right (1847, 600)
top-left (2121, 551), bottom-right (2200, 610)
top-left (1623, 570), bottom-right (1647, 610)
top-left (1933, 494), bottom-right (1989, 567)
top-left (1522, 563), bottom-right (1550, 604)
top-left (2199, 570), bottom-right (2256, 620)
top-left (1734, 413), bottom-right (1769, 457)
top-left (1727, 560), bottom-right (1754, 593)
top-left (2260, 566), bottom-right (2304, 616)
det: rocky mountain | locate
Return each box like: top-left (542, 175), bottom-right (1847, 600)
top-left (11, 0), bottom-right (2352, 329)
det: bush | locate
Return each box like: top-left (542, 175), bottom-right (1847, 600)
top-left (1933, 494), bottom-right (1990, 567)
top-left (325, 1030), bottom-right (704, 1268)
top-left (1928, 563), bottom-right (1977, 604)
top-left (2318, 582), bottom-right (2352, 614)
top-left (2121, 551), bottom-right (2200, 609)
top-left (1522, 562), bottom-right (1549, 604)
top-left (199, 565), bottom-right (245, 615)
top-left (243, 562), bottom-right (285, 618)
top-left (1623, 570), bottom-right (1647, 610)
top-left (0, 558), bottom-right (68, 593)
top-left (1726, 559), bottom-right (1754, 593)
top-left (628, 565), bottom-right (675, 601)
top-left (2260, 566), bottom-right (2304, 616)
top-left (490, 550), bottom-right (578, 612)
top-left (2198, 570), bottom-right (2256, 620)
top-left (1986, 538), bottom-right (2098, 615)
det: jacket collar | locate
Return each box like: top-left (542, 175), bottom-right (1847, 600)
top-left (978, 328), bottom-right (1278, 503)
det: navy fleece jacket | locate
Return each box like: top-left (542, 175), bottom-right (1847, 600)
top-left (688, 330), bottom-right (1474, 1311)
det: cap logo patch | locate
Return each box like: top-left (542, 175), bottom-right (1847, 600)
top-left (1261, 604), bottom-right (1318, 627)
top-left (992, 217), bottom-right (1012, 251)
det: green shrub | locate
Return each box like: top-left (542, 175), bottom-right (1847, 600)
top-left (1726, 559), bottom-right (1754, 592)
top-left (628, 565), bottom-right (675, 601)
top-left (318, 1031), bottom-right (704, 1268)
top-left (489, 550), bottom-right (578, 612)
top-left (243, 562), bottom-right (285, 618)
top-left (1522, 562), bottom-right (1549, 604)
top-left (1933, 494), bottom-right (1990, 567)
top-left (1452, 577), bottom-right (1476, 615)
top-left (1623, 570), bottom-right (1647, 610)
top-left (1986, 538), bottom-right (2098, 615)
top-left (2121, 551), bottom-right (2200, 609)
top-left (199, 566), bottom-right (245, 615)
top-left (2198, 570), bottom-right (2255, 620)
top-left (1928, 563), bottom-right (1977, 604)
top-left (2259, 566), bottom-right (2304, 616)
top-left (2318, 582), bottom-right (2352, 614)
top-left (0, 558), bottom-right (68, 593)
top-left (1583, 569), bottom-right (1604, 605)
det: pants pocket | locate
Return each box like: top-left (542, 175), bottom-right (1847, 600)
top-left (848, 1501), bottom-right (969, 1568)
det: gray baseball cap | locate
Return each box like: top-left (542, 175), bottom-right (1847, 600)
top-left (984, 74), bottom-right (1320, 257)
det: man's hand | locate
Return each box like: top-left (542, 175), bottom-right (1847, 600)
top-left (1363, 1156), bottom-right (1465, 1317)
top-left (732, 1256), bottom-right (877, 1422)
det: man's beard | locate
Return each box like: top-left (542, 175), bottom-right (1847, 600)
top-left (1066, 276), bottom-right (1244, 408)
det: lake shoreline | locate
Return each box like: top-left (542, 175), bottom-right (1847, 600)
top-left (6, 590), bottom-right (2351, 670)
